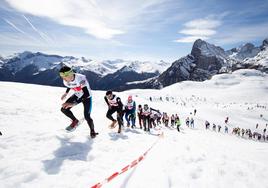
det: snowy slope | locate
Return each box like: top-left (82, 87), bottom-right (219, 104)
top-left (0, 69), bottom-right (268, 188)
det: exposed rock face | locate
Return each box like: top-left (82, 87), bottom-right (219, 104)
top-left (191, 39), bottom-right (228, 71)
top-left (133, 38), bottom-right (267, 89)
top-left (152, 39), bottom-right (231, 88)
top-left (157, 55), bottom-right (195, 87)
top-left (261, 38), bottom-right (268, 50)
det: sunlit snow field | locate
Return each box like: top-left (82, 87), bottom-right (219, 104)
top-left (0, 69), bottom-right (267, 188)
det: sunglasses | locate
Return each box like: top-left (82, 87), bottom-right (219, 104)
top-left (59, 70), bottom-right (73, 77)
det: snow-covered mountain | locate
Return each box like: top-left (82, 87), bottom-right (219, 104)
top-left (3, 51), bottom-right (66, 73)
top-left (242, 46), bottom-right (268, 71)
top-left (1, 68), bottom-right (267, 188)
top-left (226, 43), bottom-right (261, 61)
top-left (128, 38), bottom-right (268, 89)
top-left (244, 38), bottom-right (268, 68)
top-left (1, 52), bottom-right (170, 76)
top-left (0, 51), bottom-right (170, 90)
top-left (0, 57), bottom-right (4, 69)
top-left (230, 39), bottom-right (268, 73)
top-left (85, 59), bottom-right (170, 76)
top-left (261, 38), bottom-right (268, 50)
top-left (128, 39), bottom-right (234, 89)
top-left (0, 38), bottom-right (267, 91)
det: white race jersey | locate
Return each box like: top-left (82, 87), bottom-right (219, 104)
top-left (107, 95), bottom-right (119, 106)
top-left (125, 101), bottom-right (135, 110)
top-left (63, 73), bottom-right (91, 98)
top-left (142, 108), bottom-right (151, 116)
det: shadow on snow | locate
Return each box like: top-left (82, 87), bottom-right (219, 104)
top-left (42, 136), bottom-right (92, 174)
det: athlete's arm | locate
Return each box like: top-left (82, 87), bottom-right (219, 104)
top-left (77, 86), bottom-right (90, 103)
top-left (61, 88), bottom-right (70, 100)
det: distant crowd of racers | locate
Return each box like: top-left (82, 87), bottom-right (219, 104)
top-left (1, 89), bottom-right (266, 142)
top-left (205, 117), bottom-right (268, 141)
top-left (104, 91), bottom-right (268, 142)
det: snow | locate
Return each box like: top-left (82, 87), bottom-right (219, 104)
top-left (126, 60), bottom-right (170, 74)
top-left (3, 52), bottom-right (171, 77)
top-left (0, 69), bottom-right (268, 188)
top-left (243, 47), bottom-right (268, 68)
top-left (5, 51), bottom-right (64, 72)
top-left (126, 76), bottom-right (157, 85)
top-left (84, 59), bottom-right (171, 76)
top-left (227, 43), bottom-right (261, 61)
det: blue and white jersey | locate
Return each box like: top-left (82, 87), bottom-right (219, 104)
top-left (125, 100), bottom-right (135, 110)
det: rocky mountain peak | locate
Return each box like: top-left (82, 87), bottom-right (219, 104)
top-left (227, 43), bottom-right (260, 61)
top-left (261, 38), bottom-right (268, 50)
top-left (191, 39), bottom-right (226, 58)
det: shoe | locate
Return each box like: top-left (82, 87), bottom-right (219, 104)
top-left (71, 119), bottom-right (79, 127)
top-left (118, 128), bottom-right (121, 133)
top-left (90, 132), bottom-right (99, 138)
top-left (109, 120), bottom-right (117, 128)
top-left (66, 119), bottom-right (79, 132)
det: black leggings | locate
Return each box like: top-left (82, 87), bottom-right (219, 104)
top-left (61, 95), bottom-right (95, 133)
top-left (143, 116), bottom-right (150, 131)
top-left (106, 106), bottom-right (124, 129)
top-left (138, 114), bottom-right (143, 128)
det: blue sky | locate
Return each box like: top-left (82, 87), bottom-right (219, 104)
top-left (0, 0), bottom-right (268, 62)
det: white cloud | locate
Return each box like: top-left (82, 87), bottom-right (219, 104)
top-left (175, 17), bottom-right (221, 43)
top-left (5, 0), bottom-right (166, 39)
top-left (179, 29), bottom-right (216, 36)
top-left (184, 18), bottom-right (221, 29)
top-left (174, 36), bottom-right (209, 43)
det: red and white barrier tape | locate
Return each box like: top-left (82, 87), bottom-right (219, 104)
top-left (90, 132), bottom-right (164, 188)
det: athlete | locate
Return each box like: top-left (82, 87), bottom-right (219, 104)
top-left (59, 66), bottom-right (98, 138)
top-left (104, 90), bottom-right (124, 133)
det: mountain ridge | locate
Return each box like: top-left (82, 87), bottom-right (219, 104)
top-left (0, 38), bottom-right (267, 90)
